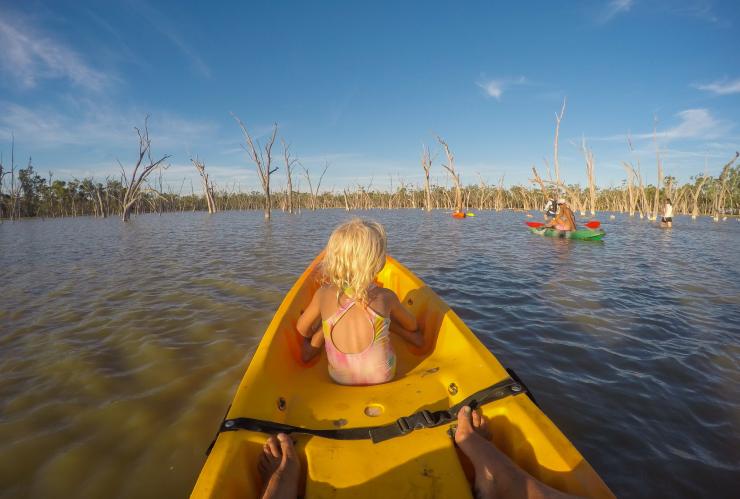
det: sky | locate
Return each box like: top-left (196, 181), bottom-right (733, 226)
top-left (0, 0), bottom-right (739, 193)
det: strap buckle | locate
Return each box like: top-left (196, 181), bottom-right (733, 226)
top-left (396, 409), bottom-right (452, 434)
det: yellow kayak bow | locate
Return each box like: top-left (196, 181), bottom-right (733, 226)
top-left (191, 254), bottom-right (614, 498)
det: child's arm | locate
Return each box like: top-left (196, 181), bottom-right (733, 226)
top-left (389, 293), bottom-right (423, 347)
top-left (301, 327), bottom-right (324, 363)
top-left (297, 289), bottom-right (324, 362)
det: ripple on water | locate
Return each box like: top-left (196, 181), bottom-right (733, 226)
top-left (1, 210), bottom-right (739, 499)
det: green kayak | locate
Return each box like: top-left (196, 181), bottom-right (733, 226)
top-left (529, 227), bottom-right (606, 240)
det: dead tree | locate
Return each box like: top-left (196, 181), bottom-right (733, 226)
top-left (421, 144), bottom-right (433, 211)
top-left (436, 136), bottom-right (463, 213)
top-left (119, 117), bottom-right (171, 222)
top-left (0, 152), bottom-right (6, 219)
top-left (191, 156), bottom-right (217, 213)
top-left (496, 175), bottom-right (505, 211)
top-left (530, 166), bottom-right (551, 209)
top-left (651, 120), bottom-right (662, 220)
top-left (477, 173), bottom-right (493, 210)
top-left (622, 163), bottom-right (636, 216)
top-left (281, 139), bottom-right (298, 214)
top-left (553, 98), bottom-right (566, 188)
top-left (581, 136), bottom-right (597, 215)
top-left (232, 114), bottom-right (278, 219)
top-left (302, 161), bottom-right (329, 210)
top-left (713, 151), bottom-right (739, 220)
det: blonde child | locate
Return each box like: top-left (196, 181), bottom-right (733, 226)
top-left (296, 219), bottom-right (421, 385)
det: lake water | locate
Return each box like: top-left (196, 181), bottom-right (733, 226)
top-left (1, 210), bottom-right (738, 498)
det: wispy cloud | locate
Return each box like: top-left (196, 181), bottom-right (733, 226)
top-left (0, 11), bottom-right (110, 91)
top-left (476, 76), bottom-right (527, 101)
top-left (128, 0), bottom-right (211, 78)
top-left (646, 109), bottom-right (729, 140)
top-left (0, 100), bottom-right (218, 152)
top-left (591, 108), bottom-right (732, 143)
top-left (598, 0), bottom-right (635, 24)
top-left (693, 78), bottom-right (740, 95)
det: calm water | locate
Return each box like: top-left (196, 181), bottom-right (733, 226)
top-left (1, 210), bottom-right (738, 498)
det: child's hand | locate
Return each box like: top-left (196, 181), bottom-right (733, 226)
top-left (300, 331), bottom-right (323, 363)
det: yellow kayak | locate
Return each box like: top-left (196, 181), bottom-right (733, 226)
top-left (192, 254), bottom-right (614, 498)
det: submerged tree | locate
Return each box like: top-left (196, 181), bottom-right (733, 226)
top-left (581, 137), bottom-right (597, 215)
top-left (191, 156), bottom-right (217, 214)
top-left (120, 117), bottom-right (171, 222)
top-left (232, 114), bottom-right (278, 219)
top-left (302, 161), bottom-right (329, 211)
top-left (421, 144), bottom-right (433, 211)
top-left (281, 139), bottom-right (298, 214)
top-left (437, 136), bottom-right (462, 213)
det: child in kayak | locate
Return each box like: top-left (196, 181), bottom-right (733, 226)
top-left (296, 218), bottom-right (421, 385)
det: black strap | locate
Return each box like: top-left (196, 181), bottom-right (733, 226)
top-left (210, 376), bottom-right (526, 452)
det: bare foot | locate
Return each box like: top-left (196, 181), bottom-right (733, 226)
top-left (454, 406), bottom-right (580, 499)
top-left (454, 406), bottom-right (491, 444)
top-left (258, 433), bottom-right (300, 499)
top-left (454, 406), bottom-right (501, 499)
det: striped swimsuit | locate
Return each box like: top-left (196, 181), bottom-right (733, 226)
top-left (322, 293), bottom-right (396, 386)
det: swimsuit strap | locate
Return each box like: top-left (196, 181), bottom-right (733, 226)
top-left (325, 298), bottom-right (356, 328)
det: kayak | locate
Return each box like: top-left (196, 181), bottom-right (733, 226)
top-left (530, 227), bottom-right (606, 240)
top-left (192, 254), bottom-right (614, 498)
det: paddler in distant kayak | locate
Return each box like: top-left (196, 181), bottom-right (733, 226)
top-left (544, 198), bottom-right (558, 219)
top-left (545, 199), bottom-right (576, 231)
top-left (660, 198), bottom-right (673, 228)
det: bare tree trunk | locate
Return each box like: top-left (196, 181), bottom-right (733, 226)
top-left (554, 98), bottom-right (566, 189)
top-left (622, 163), bottom-right (635, 216)
top-left (0, 153), bottom-right (6, 220)
top-left (651, 121), bottom-right (662, 221)
top-left (421, 144), bottom-right (433, 211)
top-left (281, 139), bottom-right (297, 214)
top-left (232, 114), bottom-right (278, 219)
top-left (713, 151), bottom-right (739, 220)
top-left (581, 137), bottom-right (597, 215)
top-left (530, 166), bottom-right (550, 209)
top-left (302, 161), bottom-right (329, 210)
top-left (191, 156), bottom-right (217, 213)
top-left (10, 134), bottom-right (17, 220)
top-left (436, 136), bottom-right (463, 213)
top-left (343, 189), bottom-right (350, 211)
top-left (96, 186), bottom-right (106, 218)
top-left (120, 116), bottom-right (171, 222)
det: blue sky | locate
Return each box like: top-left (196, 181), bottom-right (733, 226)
top-left (0, 0), bottom-right (738, 192)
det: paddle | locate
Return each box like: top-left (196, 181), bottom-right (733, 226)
top-left (525, 220), bottom-right (601, 229)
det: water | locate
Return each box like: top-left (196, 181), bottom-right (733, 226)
top-left (1, 210), bottom-right (738, 498)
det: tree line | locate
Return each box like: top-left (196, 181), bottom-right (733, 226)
top-left (1, 107), bottom-right (738, 221)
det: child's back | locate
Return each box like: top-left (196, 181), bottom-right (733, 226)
top-left (318, 284), bottom-right (397, 385)
top-left (296, 219), bottom-right (420, 386)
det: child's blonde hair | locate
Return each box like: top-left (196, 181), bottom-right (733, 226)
top-left (323, 218), bottom-right (387, 304)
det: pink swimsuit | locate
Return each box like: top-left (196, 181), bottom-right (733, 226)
top-left (322, 295), bottom-right (396, 386)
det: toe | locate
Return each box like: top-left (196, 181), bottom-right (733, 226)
top-left (454, 406), bottom-right (475, 445)
top-left (472, 409), bottom-right (482, 428)
top-left (266, 435), bottom-right (281, 459)
top-left (277, 433), bottom-right (296, 460)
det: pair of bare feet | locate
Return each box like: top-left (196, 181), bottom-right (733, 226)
top-left (258, 406), bottom-right (576, 499)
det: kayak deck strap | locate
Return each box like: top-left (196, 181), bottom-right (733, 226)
top-left (208, 376), bottom-right (527, 453)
